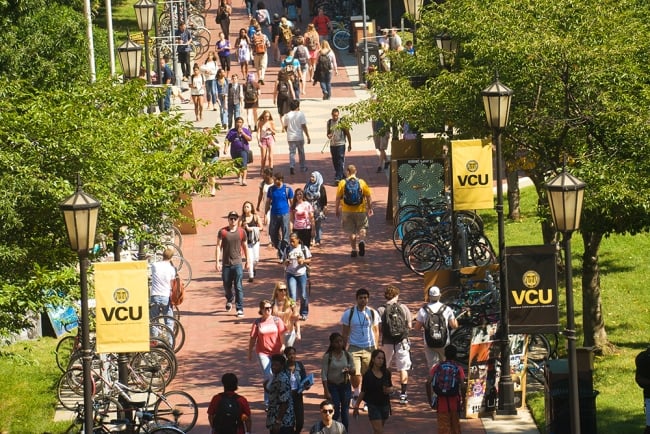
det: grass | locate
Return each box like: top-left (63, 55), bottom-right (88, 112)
top-left (1, 186), bottom-right (649, 432)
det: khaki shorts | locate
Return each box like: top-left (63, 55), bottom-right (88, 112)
top-left (348, 345), bottom-right (374, 375)
top-left (342, 212), bottom-right (368, 235)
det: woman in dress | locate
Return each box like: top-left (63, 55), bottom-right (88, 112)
top-left (189, 63), bottom-right (205, 121)
top-left (303, 171), bottom-right (327, 246)
top-left (235, 28), bottom-right (252, 77)
top-left (239, 201), bottom-right (261, 282)
top-left (256, 110), bottom-right (277, 174)
top-left (215, 69), bottom-right (230, 129)
top-left (284, 346), bottom-right (310, 434)
top-left (321, 332), bottom-right (354, 431)
top-left (215, 31), bottom-right (231, 74)
top-left (352, 349), bottom-right (394, 434)
top-left (226, 117), bottom-right (253, 185)
top-left (271, 281), bottom-right (300, 346)
top-left (202, 52), bottom-right (218, 110)
top-left (290, 188), bottom-right (314, 248)
top-left (248, 299), bottom-right (286, 407)
top-left (304, 23), bottom-right (320, 82)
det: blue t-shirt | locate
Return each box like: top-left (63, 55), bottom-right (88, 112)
top-left (267, 184), bottom-right (294, 215)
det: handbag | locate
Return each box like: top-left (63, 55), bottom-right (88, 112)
top-left (247, 148), bottom-right (254, 164)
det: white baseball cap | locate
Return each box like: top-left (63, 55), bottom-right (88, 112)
top-left (428, 285), bottom-right (441, 298)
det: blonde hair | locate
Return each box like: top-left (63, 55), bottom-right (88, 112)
top-left (320, 40), bottom-right (331, 51)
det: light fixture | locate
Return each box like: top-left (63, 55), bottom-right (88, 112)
top-left (403, 0), bottom-right (424, 47)
top-left (117, 31), bottom-right (143, 80)
top-left (435, 32), bottom-right (459, 69)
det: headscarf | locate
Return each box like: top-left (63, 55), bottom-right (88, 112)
top-left (304, 171), bottom-right (323, 202)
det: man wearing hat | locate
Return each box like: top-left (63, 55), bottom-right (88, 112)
top-left (413, 286), bottom-right (458, 370)
top-left (216, 211), bottom-right (249, 317)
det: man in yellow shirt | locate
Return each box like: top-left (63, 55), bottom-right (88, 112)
top-left (335, 165), bottom-right (373, 257)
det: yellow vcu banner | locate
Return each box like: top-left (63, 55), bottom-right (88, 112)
top-left (94, 261), bottom-right (149, 353)
top-left (452, 139), bottom-right (494, 210)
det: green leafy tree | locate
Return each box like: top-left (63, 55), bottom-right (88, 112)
top-left (344, 0), bottom-right (650, 353)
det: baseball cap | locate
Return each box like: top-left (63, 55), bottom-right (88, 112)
top-left (227, 211), bottom-right (239, 219)
top-left (428, 285), bottom-right (441, 298)
top-left (273, 13), bottom-right (280, 20)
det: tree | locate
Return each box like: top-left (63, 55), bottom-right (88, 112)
top-left (343, 0), bottom-right (650, 353)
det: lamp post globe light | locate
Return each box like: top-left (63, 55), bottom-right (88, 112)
top-left (117, 31), bottom-right (143, 81)
top-left (435, 32), bottom-right (459, 70)
top-left (134, 0), bottom-right (155, 84)
top-left (546, 169), bottom-right (586, 434)
top-left (403, 0), bottom-right (423, 47)
top-left (481, 72), bottom-right (516, 415)
top-left (59, 179), bottom-right (101, 434)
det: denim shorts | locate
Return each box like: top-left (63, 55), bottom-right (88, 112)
top-left (366, 402), bottom-right (390, 421)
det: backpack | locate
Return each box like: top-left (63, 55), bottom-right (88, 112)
top-left (278, 79), bottom-right (290, 98)
top-left (382, 303), bottom-right (408, 342)
top-left (431, 361), bottom-right (461, 397)
top-left (317, 53), bottom-right (332, 72)
top-left (281, 25), bottom-right (294, 45)
top-left (306, 34), bottom-right (318, 51)
top-left (295, 45), bottom-right (309, 66)
top-left (286, 3), bottom-right (298, 21)
top-left (343, 177), bottom-right (363, 206)
top-left (253, 33), bottom-right (267, 54)
top-left (170, 275), bottom-right (185, 306)
top-left (423, 304), bottom-right (448, 348)
top-left (212, 393), bottom-right (241, 434)
top-left (244, 82), bottom-right (258, 104)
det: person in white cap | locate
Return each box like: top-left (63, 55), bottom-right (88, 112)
top-left (414, 285), bottom-right (458, 371)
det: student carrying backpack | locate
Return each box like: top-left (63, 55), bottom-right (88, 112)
top-left (382, 302), bottom-right (409, 342)
top-left (423, 303), bottom-right (448, 348)
top-left (210, 392), bottom-right (242, 434)
top-left (343, 177), bottom-right (363, 206)
top-left (317, 52), bottom-right (332, 72)
top-left (244, 81), bottom-right (258, 104)
top-left (253, 32), bottom-right (267, 54)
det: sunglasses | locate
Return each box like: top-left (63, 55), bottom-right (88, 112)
top-left (278, 287), bottom-right (287, 291)
top-left (321, 409), bottom-right (334, 414)
top-left (228, 217), bottom-right (238, 221)
top-left (264, 306), bottom-right (272, 310)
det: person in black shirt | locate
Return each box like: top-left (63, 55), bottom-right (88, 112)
top-left (635, 347), bottom-right (650, 434)
top-left (352, 349), bottom-right (394, 434)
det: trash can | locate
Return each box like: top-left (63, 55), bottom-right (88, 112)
top-left (356, 41), bottom-right (380, 83)
top-left (545, 349), bottom-right (598, 434)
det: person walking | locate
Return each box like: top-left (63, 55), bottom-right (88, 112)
top-left (635, 347), bottom-right (650, 434)
top-left (309, 400), bottom-right (347, 434)
top-left (311, 8), bottom-right (331, 42)
top-left (226, 117), bottom-right (253, 185)
top-left (303, 24), bottom-right (320, 82)
top-left (228, 73), bottom-right (244, 129)
top-left (239, 201), bottom-right (261, 282)
top-left (236, 28), bottom-right (252, 77)
top-left (282, 99), bottom-right (311, 175)
top-left (281, 232), bottom-right (311, 321)
top-left (266, 353), bottom-right (295, 434)
top-left (290, 188), bottom-right (315, 248)
top-left (176, 22), bottom-right (192, 81)
top-left (249, 300), bottom-right (287, 408)
top-left (271, 281), bottom-right (301, 347)
top-left (335, 164), bottom-right (373, 258)
top-left (257, 110), bottom-right (278, 174)
top-left (216, 211), bottom-right (249, 318)
top-left (216, 32), bottom-right (232, 74)
top-left (274, 66), bottom-right (297, 119)
top-left (284, 346), bottom-right (311, 434)
top-left (376, 285), bottom-right (412, 405)
top-left (351, 349), bottom-right (394, 434)
top-left (216, 69), bottom-right (230, 129)
top-left (149, 247), bottom-right (176, 340)
top-left (426, 345), bottom-right (466, 434)
top-left (207, 373), bottom-right (253, 434)
top-left (414, 285), bottom-right (459, 370)
top-left (189, 63), bottom-right (205, 121)
top-left (252, 25), bottom-right (271, 85)
top-left (372, 118), bottom-right (390, 173)
top-left (320, 332), bottom-right (354, 431)
top-left (303, 171), bottom-right (327, 247)
top-left (202, 52), bottom-right (218, 111)
top-left (243, 73), bottom-right (261, 129)
top-left (257, 168), bottom-right (275, 243)
top-left (313, 41), bottom-right (337, 99)
top-left (216, 0), bottom-right (232, 38)
top-left (341, 288), bottom-right (380, 410)
top-left (264, 171), bottom-right (294, 255)
top-left (158, 55), bottom-right (174, 112)
top-left (327, 109), bottom-right (351, 184)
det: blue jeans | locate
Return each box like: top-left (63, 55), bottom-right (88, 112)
top-left (326, 381), bottom-right (351, 430)
top-left (330, 144), bottom-right (346, 181)
top-left (228, 103), bottom-right (241, 129)
top-left (161, 86), bottom-right (172, 112)
top-left (222, 264), bottom-right (244, 311)
top-left (258, 352), bottom-right (272, 404)
top-left (269, 213), bottom-right (290, 250)
top-left (218, 94), bottom-right (228, 125)
top-left (205, 79), bottom-right (217, 106)
top-left (288, 140), bottom-right (306, 170)
top-left (314, 213), bottom-right (325, 243)
top-left (286, 272), bottom-right (308, 317)
top-left (319, 71), bottom-right (332, 97)
top-left (150, 295), bottom-right (174, 346)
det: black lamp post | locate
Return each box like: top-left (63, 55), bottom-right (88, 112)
top-left (403, 0), bottom-right (423, 48)
top-left (134, 0), bottom-right (156, 84)
top-left (435, 32), bottom-right (458, 71)
top-left (117, 31), bottom-right (143, 81)
top-left (60, 178), bottom-right (101, 434)
top-left (481, 71), bottom-right (516, 415)
top-left (546, 169), bottom-right (586, 434)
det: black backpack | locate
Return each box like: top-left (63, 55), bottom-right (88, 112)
top-left (382, 303), bottom-right (408, 342)
top-left (278, 79), bottom-right (290, 98)
top-left (244, 82), bottom-right (257, 104)
top-left (317, 53), bottom-right (332, 71)
top-left (423, 304), bottom-right (448, 348)
top-left (343, 177), bottom-right (363, 206)
top-left (212, 393), bottom-right (241, 434)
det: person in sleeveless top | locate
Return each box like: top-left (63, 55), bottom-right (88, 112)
top-left (256, 110), bottom-right (277, 174)
top-left (239, 201), bottom-right (261, 282)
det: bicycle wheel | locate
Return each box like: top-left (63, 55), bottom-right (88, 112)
top-left (403, 241), bottom-right (444, 276)
top-left (131, 347), bottom-right (177, 387)
top-left (57, 367), bottom-right (95, 411)
top-left (153, 315), bottom-right (186, 353)
top-left (56, 335), bottom-right (78, 372)
top-left (450, 327), bottom-right (472, 367)
top-left (526, 359), bottom-right (547, 386)
top-left (527, 333), bottom-right (551, 362)
top-left (332, 30), bottom-right (350, 51)
top-left (149, 427), bottom-right (186, 434)
top-left (154, 390), bottom-right (199, 432)
top-left (150, 322), bottom-right (176, 350)
top-left (467, 239), bottom-right (496, 266)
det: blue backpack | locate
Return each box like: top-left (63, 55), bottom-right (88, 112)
top-left (343, 178), bottom-right (363, 206)
top-left (432, 361), bottom-right (461, 397)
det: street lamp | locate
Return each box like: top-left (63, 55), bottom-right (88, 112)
top-left (134, 0), bottom-right (155, 84)
top-left (435, 32), bottom-right (459, 70)
top-left (60, 178), bottom-right (101, 434)
top-left (117, 31), bottom-right (143, 80)
top-left (481, 71), bottom-right (516, 415)
top-left (403, 0), bottom-right (423, 48)
top-left (546, 169), bottom-right (586, 434)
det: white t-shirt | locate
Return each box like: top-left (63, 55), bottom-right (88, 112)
top-left (150, 260), bottom-right (176, 297)
top-left (341, 305), bottom-right (380, 348)
top-left (415, 301), bottom-right (456, 346)
top-left (283, 110), bottom-right (307, 141)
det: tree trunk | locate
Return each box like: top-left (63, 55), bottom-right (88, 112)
top-left (581, 231), bottom-right (612, 355)
top-left (506, 169), bottom-right (520, 220)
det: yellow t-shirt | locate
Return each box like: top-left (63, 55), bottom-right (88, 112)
top-left (337, 177), bottom-right (371, 213)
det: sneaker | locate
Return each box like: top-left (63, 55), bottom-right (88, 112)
top-left (384, 161), bottom-right (391, 169)
top-left (350, 395), bottom-right (358, 408)
top-left (301, 167), bottom-right (308, 172)
top-left (226, 302), bottom-right (233, 312)
top-left (376, 166), bottom-right (383, 173)
top-left (351, 250), bottom-right (358, 257)
top-left (399, 394), bottom-right (408, 405)
top-left (358, 240), bottom-right (366, 257)
top-left (236, 310), bottom-right (244, 317)
top-left (300, 315), bottom-right (307, 321)
top-left (290, 167), bottom-right (295, 175)
top-left (259, 79), bottom-right (265, 85)
top-left (248, 277), bottom-right (254, 283)
top-left (362, 404), bottom-right (368, 412)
